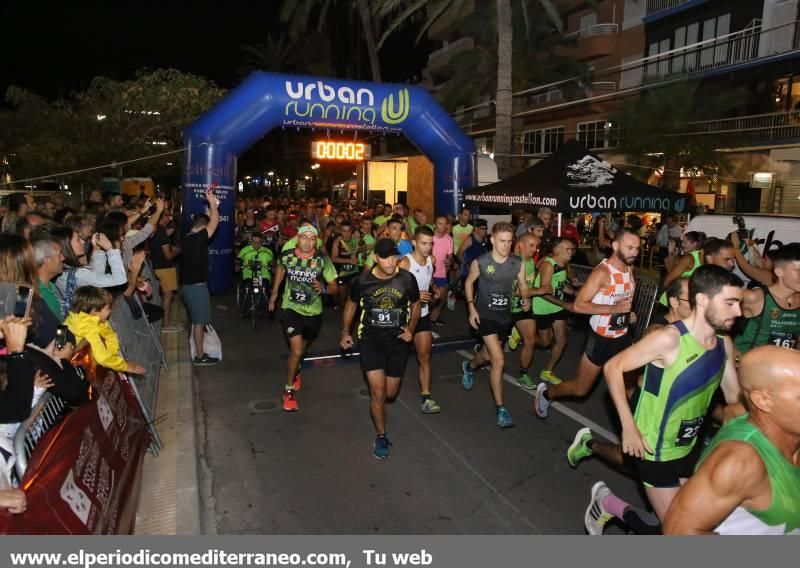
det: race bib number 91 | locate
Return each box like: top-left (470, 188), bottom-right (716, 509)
top-left (370, 309), bottom-right (401, 328)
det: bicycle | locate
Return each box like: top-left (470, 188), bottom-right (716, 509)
top-left (239, 260), bottom-right (270, 329)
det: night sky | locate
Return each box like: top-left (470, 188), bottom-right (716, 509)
top-left (1, 0), bottom-right (431, 99)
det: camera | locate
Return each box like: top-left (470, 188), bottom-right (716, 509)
top-left (732, 215), bottom-right (749, 240)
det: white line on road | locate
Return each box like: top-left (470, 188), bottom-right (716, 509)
top-left (397, 397), bottom-right (541, 534)
top-left (455, 350), bottom-right (620, 444)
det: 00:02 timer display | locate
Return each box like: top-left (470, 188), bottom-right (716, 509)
top-left (311, 141), bottom-right (371, 161)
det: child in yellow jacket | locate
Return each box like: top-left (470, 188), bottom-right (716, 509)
top-left (65, 286), bottom-right (145, 374)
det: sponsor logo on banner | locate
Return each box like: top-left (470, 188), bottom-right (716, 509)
top-left (283, 80), bottom-right (409, 131)
top-left (0, 366), bottom-right (149, 534)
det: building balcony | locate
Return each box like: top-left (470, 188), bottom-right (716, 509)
top-left (644, 0), bottom-right (706, 22)
top-left (560, 23), bottom-right (619, 60)
top-left (426, 37), bottom-right (475, 77)
top-left (686, 111), bottom-right (800, 147)
top-left (642, 20), bottom-right (800, 83)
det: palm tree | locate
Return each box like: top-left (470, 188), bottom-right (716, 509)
top-left (238, 34), bottom-right (300, 77)
top-left (280, 0), bottom-right (384, 82)
top-left (495, 0), bottom-right (513, 177)
top-left (375, 0), bottom-right (563, 178)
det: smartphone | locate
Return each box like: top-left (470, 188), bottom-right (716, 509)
top-left (13, 285), bottom-right (33, 318)
top-left (55, 325), bottom-right (68, 350)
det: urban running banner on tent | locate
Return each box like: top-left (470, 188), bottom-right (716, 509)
top-left (464, 140), bottom-right (688, 214)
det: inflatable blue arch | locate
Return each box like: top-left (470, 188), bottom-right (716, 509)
top-left (182, 72), bottom-right (476, 293)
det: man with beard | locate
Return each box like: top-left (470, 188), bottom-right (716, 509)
top-left (584, 265), bottom-right (743, 535)
top-left (535, 229), bottom-right (640, 418)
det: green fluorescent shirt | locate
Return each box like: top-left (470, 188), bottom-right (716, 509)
top-left (38, 278), bottom-right (63, 322)
top-left (280, 250), bottom-right (338, 317)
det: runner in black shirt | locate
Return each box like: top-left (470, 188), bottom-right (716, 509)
top-left (341, 238), bottom-right (421, 460)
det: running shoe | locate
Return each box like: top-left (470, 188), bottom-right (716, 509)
top-left (282, 388), bottom-right (299, 412)
top-left (539, 370), bottom-right (563, 385)
top-left (567, 427), bottom-right (594, 468)
top-left (373, 435), bottom-right (392, 460)
top-left (421, 398), bottom-right (441, 414)
top-left (461, 361), bottom-right (474, 391)
top-left (496, 406), bottom-right (514, 428)
top-left (431, 331), bottom-right (441, 340)
top-left (585, 481), bottom-right (613, 536)
top-left (534, 383), bottom-right (550, 418)
top-left (432, 319), bottom-right (446, 326)
top-left (516, 372), bottom-right (536, 391)
top-left (193, 354), bottom-right (219, 366)
top-left (508, 328), bottom-right (521, 351)
top-left (292, 372), bottom-right (302, 392)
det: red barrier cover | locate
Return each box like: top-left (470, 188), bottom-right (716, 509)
top-left (0, 366), bottom-right (151, 534)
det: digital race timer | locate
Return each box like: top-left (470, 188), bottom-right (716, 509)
top-left (311, 141), bottom-right (372, 161)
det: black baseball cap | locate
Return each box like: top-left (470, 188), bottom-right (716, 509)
top-left (473, 218), bottom-right (488, 229)
top-left (374, 238), bottom-right (398, 259)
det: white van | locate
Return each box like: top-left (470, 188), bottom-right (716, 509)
top-left (686, 213), bottom-right (800, 283)
top-left (685, 213), bottom-right (800, 255)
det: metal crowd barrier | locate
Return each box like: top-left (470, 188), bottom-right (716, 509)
top-left (569, 264), bottom-right (659, 341)
top-left (10, 261), bottom-right (168, 483)
top-left (13, 392), bottom-right (69, 482)
top-left (108, 290), bottom-right (165, 455)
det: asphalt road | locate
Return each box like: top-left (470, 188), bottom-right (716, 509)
top-left (195, 295), bottom-right (648, 534)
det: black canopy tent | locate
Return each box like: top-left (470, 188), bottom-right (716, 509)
top-left (464, 140), bottom-right (689, 227)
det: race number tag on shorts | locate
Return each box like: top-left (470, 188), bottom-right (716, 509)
top-left (370, 309), bottom-right (401, 328)
top-left (340, 264), bottom-right (356, 274)
top-left (489, 293), bottom-right (510, 311)
top-left (609, 312), bottom-right (629, 331)
top-left (291, 288), bottom-right (313, 305)
top-left (676, 417), bottom-right (704, 446)
top-left (768, 330), bottom-right (797, 349)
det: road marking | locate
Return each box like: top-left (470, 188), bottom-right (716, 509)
top-left (455, 350), bottom-right (620, 444)
top-left (397, 397), bottom-right (541, 534)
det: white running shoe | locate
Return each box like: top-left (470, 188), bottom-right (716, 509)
top-left (584, 481), bottom-right (613, 536)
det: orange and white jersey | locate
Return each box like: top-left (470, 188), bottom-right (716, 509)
top-left (589, 259), bottom-right (635, 339)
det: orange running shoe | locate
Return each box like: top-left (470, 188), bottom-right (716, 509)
top-left (292, 373), bottom-right (302, 392)
top-left (282, 388), bottom-right (299, 412)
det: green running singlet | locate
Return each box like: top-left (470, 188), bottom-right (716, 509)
top-left (735, 288), bottom-right (800, 354)
top-left (634, 320), bottom-right (726, 462)
top-left (699, 414), bottom-right (800, 535)
top-left (659, 250), bottom-right (702, 307)
top-left (512, 257), bottom-right (535, 314)
top-left (533, 257), bottom-right (567, 316)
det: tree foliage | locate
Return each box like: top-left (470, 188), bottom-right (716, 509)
top-left (1, 68), bottom-right (226, 186)
top-left (611, 81), bottom-right (746, 190)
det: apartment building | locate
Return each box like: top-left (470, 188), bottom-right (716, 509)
top-left (420, 0), bottom-right (800, 214)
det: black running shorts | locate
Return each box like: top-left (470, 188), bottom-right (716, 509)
top-left (477, 317), bottom-right (513, 342)
top-left (534, 310), bottom-right (567, 330)
top-left (282, 309), bottom-right (323, 343)
top-left (415, 314), bottom-right (432, 334)
top-left (634, 453), bottom-right (698, 489)
top-left (585, 331), bottom-right (633, 366)
top-left (359, 332), bottom-right (411, 378)
top-left (512, 310), bottom-right (534, 324)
